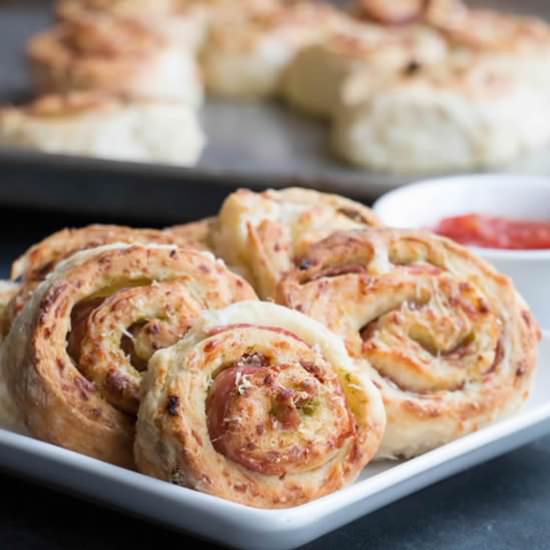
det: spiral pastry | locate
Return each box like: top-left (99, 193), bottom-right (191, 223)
top-left (425, 0), bottom-right (550, 52)
top-left (2, 243), bottom-right (256, 467)
top-left (211, 187), bottom-right (380, 298)
top-left (135, 301), bottom-right (385, 508)
top-left (278, 229), bottom-right (540, 459)
top-left (27, 16), bottom-right (203, 105)
top-left (0, 356), bottom-right (25, 434)
top-left (56, 0), bottom-right (210, 51)
top-left (0, 281), bottom-right (25, 432)
top-left (282, 20), bottom-right (447, 119)
top-left (4, 223), bottom-right (207, 332)
top-left (11, 224), bottom-right (207, 283)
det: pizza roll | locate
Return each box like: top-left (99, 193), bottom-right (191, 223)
top-left (0, 281), bottom-right (26, 433)
top-left (1, 243), bottom-right (255, 467)
top-left (5, 222), bottom-right (208, 330)
top-left (425, 0), bottom-right (550, 89)
top-left (56, 0), bottom-right (210, 51)
top-left (211, 187), bottom-right (380, 298)
top-left (28, 16), bottom-right (203, 105)
top-left (135, 300), bottom-right (385, 507)
top-left (279, 229), bottom-right (540, 458)
top-left (0, 281), bottom-right (20, 343)
top-left (331, 57), bottom-right (550, 173)
top-left (282, 20), bottom-right (447, 118)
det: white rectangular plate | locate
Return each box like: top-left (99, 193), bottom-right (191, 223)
top-left (0, 333), bottom-right (549, 550)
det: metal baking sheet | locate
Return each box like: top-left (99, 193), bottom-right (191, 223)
top-left (0, 0), bottom-right (549, 222)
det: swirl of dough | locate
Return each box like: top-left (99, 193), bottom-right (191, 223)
top-left (424, 1), bottom-right (550, 92)
top-left (56, 0), bottom-right (210, 51)
top-left (0, 281), bottom-right (19, 343)
top-left (426, 0), bottom-right (550, 52)
top-left (281, 19), bottom-right (448, 119)
top-left (201, 0), bottom-right (348, 99)
top-left (27, 16), bottom-right (203, 104)
top-left (57, 0), bottom-right (186, 17)
top-left (278, 229), bottom-right (540, 458)
top-left (0, 281), bottom-right (26, 433)
top-left (5, 224), bottom-right (206, 334)
top-left (211, 187), bottom-right (380, 298)
top-left (1, 244), bottom-right (256, 467)
top-left (11, 223), bottom-right (204, 283)
top-left (135, 301), bottom-right (385, 508)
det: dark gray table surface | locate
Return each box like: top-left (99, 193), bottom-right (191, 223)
top-left (0, 205), bottom-right (550, 550)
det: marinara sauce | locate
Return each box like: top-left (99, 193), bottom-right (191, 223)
top-left (433, 213), bottom-right (550, 250)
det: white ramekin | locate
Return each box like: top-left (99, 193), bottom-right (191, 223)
top-left (374, 174), bottom-right (550, 328)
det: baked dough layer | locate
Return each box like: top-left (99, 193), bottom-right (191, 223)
top-left (11, 222), bottom-right (209, 284)
top-left (56, 0), bottom-right (210, 50)
top-left (282, 21), bottom-right (447, 118)
top-left (201, 1), bottom-right (348, 98)
top-left (135, 300), bottom-right (385, 507)
top-left (28, 17), bottom-right (203, 105)
top-left (0, 281), bottom-right (19, 343)
top-left (0, 93), bottom-right (205, 165)
top-left (211, 187), bottom-right (380, 298)
top-left (0, 282), bottom-right (26, 433)
top-left (1, 243), bottom-right (255, 467)
top-left (331, 57), bottom-right (550, 173)
top-left (279, 228), bottom-right (540, 458)
top-left (4, 222), bottom-right (212, 330)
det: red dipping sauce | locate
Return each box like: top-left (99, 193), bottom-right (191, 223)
top-left (433, 213), bottom-right (550, 250)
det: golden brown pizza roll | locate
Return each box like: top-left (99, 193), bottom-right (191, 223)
top-left (135, 301), bottom-right (385, 508)
top-left (331, 55), bottom-right (550, 174)
top-left (0, 371), bottom-right (26, 433)
top-left (211, 187), bottom-right (380, 299)
top-left (327, 2), bottom-right (550, 174)
top-left (0, 363), bottom-right (26, 434)
top-left (278, 229), bottom-right (540, 459)
top-left (1, 243), bottom-right (256, 467)
top-left (56, 0), bottom-right (210, 51)
top-left (5, 224), bottom-right (207, 330)
top-left (28, 16), bottom-right (203, 105)
top-left (11, 223), bottom-right (203, 283)
top-left (427, 0), bottom-right (549, 51)
top-left (0, 282), bottom-right (25, 432)
top-left (0, 281), bottom-right (19, 344)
